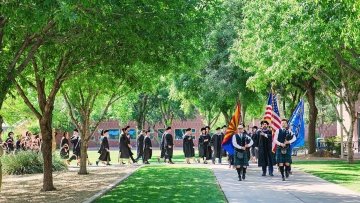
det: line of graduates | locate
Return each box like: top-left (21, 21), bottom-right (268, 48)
top-left (182, 125), bottom-right (228, 165)
top-left (118, 126), bottom-right (152, 165)
top-left (232, 119), bottom-right (296, 181)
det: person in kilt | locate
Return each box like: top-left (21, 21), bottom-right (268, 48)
top-left (274, 119), bottom-right (296, 181)
top-left (232, 124), bottom-right (253, 181)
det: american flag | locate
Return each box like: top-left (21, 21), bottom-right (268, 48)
top-left (263, 93), bottom-right (281, 152)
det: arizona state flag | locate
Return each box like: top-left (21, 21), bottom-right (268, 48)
top-left (221, 102), bottom-right (241, 155)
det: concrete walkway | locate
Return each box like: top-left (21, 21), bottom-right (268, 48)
top-left (212, 164), bottom-right (360, 203)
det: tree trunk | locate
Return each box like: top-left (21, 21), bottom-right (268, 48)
top-left (346, 104), bottom-right (356, 164)
top-left (0, 114), bottom-right (3, 142)
top-left (241, 104), bottom-right (246, 125)
top-left (0, 96), bottom-right (5, 140)
top-left (40, 115), bottom-right (56, 191)
top-left (221, 109), bottom-right (230, 124)
top-left (79, 121), bottom-right (89, 175)
top-left (79, 140), bottom-right (89, 174)
top-left (305, 81), bottom-right (318, 154)
top-left (0, 146), bottom-right (3, 191)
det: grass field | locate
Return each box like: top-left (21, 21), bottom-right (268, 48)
top-left (294, 160), bottom-right (360, 193)
top-left (95, 165), bottom-right (227, 203)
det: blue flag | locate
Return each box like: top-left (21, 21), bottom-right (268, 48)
top-left (289, 99), bottom-right (305, 149)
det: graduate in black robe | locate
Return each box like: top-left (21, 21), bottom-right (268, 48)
top-left (257, 121), bottom-right (275, 176)
top-left (211, 127), bottom-right (223, 164)
top-left (205, 126), bottom-right (212, 161)
top-left (198, 128), bottom-right (210, 164)
top-left (97, 130), bottom-right (111, 165)
top-left (135, 130), bottom-right (145, 162)
top-left (183, 128), bottom-right (195, 164)
top-left (5, 132), bottom-right (15, 154)
top-left (67, 129), bottom-right (81, 165)
top-left (164, 126), bottom-right (174, 164)
top-left (143, 130), bottom-right (152, 164)
top-left (60, 132), bottom-right (70, 159)
top-left (119, 127), bottom-right (131, 163)
top-left (221, 125), bottom-right (227, 157)
top-left (158, 132), bottom-right (166, 163)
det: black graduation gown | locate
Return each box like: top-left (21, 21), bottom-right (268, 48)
top-left (143, 136), bottom-right (152, 161)
top-left (60, 137), bottom-right (70, 159)
top-left (198, 134), bottom-right (211, 159)
top-left (98, 137), bottom-right (111, 161)
top-left (164, 133), bottom-right (173, 158)
top-left (5, 137), bottom-right (14, 152)
top-left (220, 132), bottom-right (227, 156)
top-left (183, 135), bottom-right (195, 158)
top-left (211, 133), bottom-right (222, 159)
top-left (205, 134), bottom-right (212, 160)
top-left (257, 128), bottom-right (275, 167)
top-left (119, 134), bottom-right (130, 158)
top-left (137, 134), bottom-right (144, 156)
top-left (71, 136), bottom-right (81, 156)
top-left (160, 133), bottom-right (165, 158)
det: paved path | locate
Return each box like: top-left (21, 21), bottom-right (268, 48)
top-left (212, 164), bottom-right (360, 203)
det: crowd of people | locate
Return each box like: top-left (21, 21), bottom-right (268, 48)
top-left (1, 119), bottom-right (296, 182)
top-left (1, 131), bottom-right (42, 154)
top-left (157, 120), bottom-right (296, 182)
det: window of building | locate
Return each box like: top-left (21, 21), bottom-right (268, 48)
top-left (128, 128), bottom-right (136, 139)
top-left (157, 128), bottom-right (165, 140)
top-left (108, 129), bottom-right (120, 140)
top-left (175, 128), bottom-right (196, 140)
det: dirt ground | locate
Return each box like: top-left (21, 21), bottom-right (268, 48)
top-left (0, 165), bottom-right (139, 203)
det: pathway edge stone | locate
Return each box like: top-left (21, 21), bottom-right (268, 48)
top-left (212, 167), bottom-right (230, 203)
top-left (82, 165), bottom-right (144, 203)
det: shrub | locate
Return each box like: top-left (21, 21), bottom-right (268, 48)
top-left (325, 136), bottom-right (341, 155)
top-left (1, 151), bottom-right (67, 175)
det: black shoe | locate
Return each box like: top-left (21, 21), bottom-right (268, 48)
top-left (262, 173), bottom-right (266, 176)
top-left (238, 176), bottom-right (242, 181)
top-left (106, 163), bottom-right (111, 165)
top-left (242, 174), bottom-right (246, 180)
top-left (169, 161), bottom-right (175, 164)
top-left (269, 174), bottom-right (274, 177)
top-left (96, 161), bottom-right (99, 166)
top-left (285, 171), bottom-right (289, 178)
top-left (282, 177), bottom-right (285, 181)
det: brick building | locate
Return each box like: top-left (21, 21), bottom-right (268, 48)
top-left (60, 116), bottom-right (207, 149)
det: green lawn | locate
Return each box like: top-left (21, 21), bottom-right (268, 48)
top-left (95, 166), bottom-right (227, 203)
top-left (294, 160), bottom-right (360, 193)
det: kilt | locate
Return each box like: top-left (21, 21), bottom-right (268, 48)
top-left (276, 147), bottom-right (292, 164)
top-left (234, 150), bottom-right (249, 166)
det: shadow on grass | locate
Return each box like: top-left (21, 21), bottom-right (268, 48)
top-left (95, 166), bottom-right (226, 203)
top-left (294, 159), bottom-right (360, 192)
